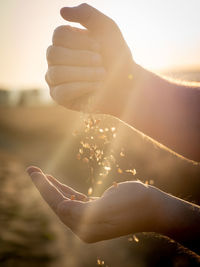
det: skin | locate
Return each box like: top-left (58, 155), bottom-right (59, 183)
top-left (46, 3), bottom-right (200, 162)
top-left (26, 166), bottom-right (200, 250)
top-left (27, 167), bottom-right (154, 243)
top-left (29, 3), bottom-right (200, 249)
top-left (45, 4), bottom-right (137, 117)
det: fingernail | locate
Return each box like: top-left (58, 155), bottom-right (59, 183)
top-left (26, 166), bottom-right (41, 176)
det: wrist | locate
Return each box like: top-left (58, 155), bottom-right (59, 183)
top-left (151, 187), bottom-right (200, 244)
top-left (108, 62), bottom-right (144, 118)
top-left (143, 185), bottom-right (169, 233)
top-left (149, 186), bottom-right (184, 236)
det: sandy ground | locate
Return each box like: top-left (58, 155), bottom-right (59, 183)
top-left (0, 105), bottom-right (200, 266)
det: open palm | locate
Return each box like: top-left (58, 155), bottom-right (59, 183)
top-left (27, 166), bottom-right (159, 243)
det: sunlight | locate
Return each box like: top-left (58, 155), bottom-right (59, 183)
top-left (0, 0), bottom-right (200, 89)
top-left (44, 113), bottom-right (87, 175)
top-left (1, 2), bottom-right (200, 266)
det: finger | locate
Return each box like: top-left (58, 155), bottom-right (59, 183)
top-left (60, 3), bottom-right (115, 32)
top-left (46, 45), bottom-right (102, 67)
top-left (57, 198), bottom-right (105, 225)
top-left (46, 174), bottom-right (87, 201)
top-left (49, 81), bottom-right (102, 105)
top-left (26, 167), bottom-right (68, 213)
top-left (56, 198), bottom-right (124, 243)
top-left (52, 25), bottom-right (100, 51)
top-left (26, 165), bottom-right (43, 174)
top-left (46, 66), bottom-right (105, 86)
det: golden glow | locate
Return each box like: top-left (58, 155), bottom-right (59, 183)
top-left (0, 0), bottom-right (200, 88)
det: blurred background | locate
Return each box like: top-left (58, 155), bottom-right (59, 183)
top-left (0, 0), bottom-right (200, 266)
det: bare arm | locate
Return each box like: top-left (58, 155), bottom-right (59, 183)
top-left (26, 166), bottom-right (200, 251)
top-left (154, 186), bottom-right (200, 250)
top-left (118, 64), bottom-right (200, 162)
top-left (46, 4), bottom-right (200, 162)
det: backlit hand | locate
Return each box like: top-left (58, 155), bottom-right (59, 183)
top-left (27, 166), bottom-right (159, 243)
top-left (46, 4), bottom-right (137, 115)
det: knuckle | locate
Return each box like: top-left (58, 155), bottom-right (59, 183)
top-left (104, 17), bottom-right (120, 35)
top-left (49, 86), bottom-right (55, 100)
top-left (47, 66), bottom-right (57, 85)
top-left (133, 181), bottom-right (150, 199)
top-left (45, 71), bottom-right (49, 84)
top-left (46, 45), bottom-right (55, 62)
top-left (49, 89), bottom-right (54, 100)
top-left (134, 180), bottom-right (148, 189)
top-left (107, 17), bottom-right (116, 28)
top-left (45, 69), bottom-right (51, 85)
top-left (53, 25), bottom-right (66, 35)
top-left (79, 3), bottom-right (90, 10)
top-left (52, 25), bottom-right (67, 42)
top-left (128, 181), bottom-right (148, 192)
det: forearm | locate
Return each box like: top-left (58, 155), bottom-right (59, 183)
top-left (116, 64), bottom-right (200, 162)
top-left (153, 186), bottom-right (200, 250)
top-left (113, 115), bottom-right (200, 203)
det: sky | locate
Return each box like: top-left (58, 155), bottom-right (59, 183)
top-left (0, 0), bottom-right (200, 89)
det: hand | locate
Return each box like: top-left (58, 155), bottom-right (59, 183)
top-left (46, 4), bottom-right (137, 116)
top-left (27, 166), bottom-right (160, 243)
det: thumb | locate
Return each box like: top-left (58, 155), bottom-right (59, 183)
top-left (60, 3), bottom-right (115, 31)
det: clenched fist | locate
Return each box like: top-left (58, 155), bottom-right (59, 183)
top-left (46, 3), bottom-right (137, 115)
